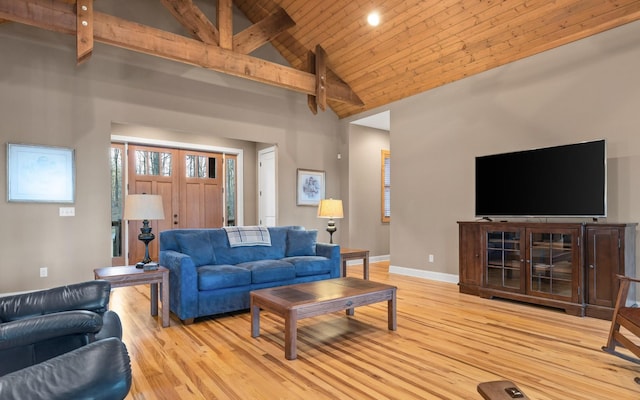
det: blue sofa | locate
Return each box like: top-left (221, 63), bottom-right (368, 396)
top-left (159, 226), bottom-right (340, 324)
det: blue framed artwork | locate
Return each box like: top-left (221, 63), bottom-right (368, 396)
top-left (7, 143), bottom-right (75, 203)
top-left (296, 168), bottom-right (325, 206)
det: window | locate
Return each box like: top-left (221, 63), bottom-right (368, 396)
top-left (381, 149), bottom-right (390, 222)
top-left (110, 144), bottom-right (125, 264)
top-left (186, 155), bottom-right (218, 178)
top-left (135, 150), bottom-right (172, 176)
top-left (225, 155), bottom-right (237, 226)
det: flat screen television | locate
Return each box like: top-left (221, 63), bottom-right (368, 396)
top-left (475, 139), bottom-right (606, 218)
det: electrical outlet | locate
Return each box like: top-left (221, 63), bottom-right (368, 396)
top-left (40, 267), bottom-right (48, 278)
top-left (428, 254), bottom-right (434, 263)
top-left (59, 207), bottom-right (75, 217)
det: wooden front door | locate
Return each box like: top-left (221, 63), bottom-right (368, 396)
top-left (126, 145), bottom-right (224, 265)
top-left (178, 149), bottom-right (223, 229)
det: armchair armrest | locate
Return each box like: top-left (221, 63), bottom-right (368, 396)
top-left (617, 275), bottom-right (640, 284)
top-left (0, 281), bottom-right (111, 322)
top-left (95, 310), bottom-right (122, 341)
top-left (0, 310), bottom-right (102, 351)
top-left (0, 337), bottom-right (132, 400)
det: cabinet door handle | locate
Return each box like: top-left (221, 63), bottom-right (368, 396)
top-left (589, 264), bottom-right (595, 269)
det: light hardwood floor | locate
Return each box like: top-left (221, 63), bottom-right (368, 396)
top-left (110, 262), bottom-right (640, 399)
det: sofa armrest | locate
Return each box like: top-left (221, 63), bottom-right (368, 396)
top-left (0, 311), bottom-right (102, 351)
top-left (316, 243), bottom-right (341, 278)
top-left (0, 281), bottom-right (111, 322)
top-left (0, 337), bottom-right (132, 400)
top-left (159, 250), bottom-right (199, 321)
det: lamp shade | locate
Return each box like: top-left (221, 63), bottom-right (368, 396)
top-left (317, 199), bottom-right (344, 219)
top-left (123, 194), bottom-right (165, 221)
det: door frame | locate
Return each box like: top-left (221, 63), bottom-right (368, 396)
top-left (258, 146), bottom-right (277, 226)
top-left (111, 135), bottom-right (244, 265)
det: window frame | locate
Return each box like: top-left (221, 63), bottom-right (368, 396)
top-left (381, 149), bottom-right (390, 223)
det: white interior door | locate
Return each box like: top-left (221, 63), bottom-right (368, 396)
top-left (258, 147), bottom-right (277, 226)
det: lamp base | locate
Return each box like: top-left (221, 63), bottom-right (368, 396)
top-left (136, 219), bottom-right (155, 268)
top-left (326, 219), bottom-right (337, 244)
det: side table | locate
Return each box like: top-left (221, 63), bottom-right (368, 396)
top-left (340, 248), bottom-right (370, 280)
top-left (94, 266), bottom-right (170, 328)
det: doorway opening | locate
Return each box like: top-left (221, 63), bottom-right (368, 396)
top-left (111, 137), bottom-right (243, 266)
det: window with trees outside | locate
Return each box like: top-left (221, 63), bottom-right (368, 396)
top-left (381, 149), bottom-right (390, 222)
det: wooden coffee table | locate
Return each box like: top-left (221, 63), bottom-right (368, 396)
top-left (251, 277), bottom-right (397, 360)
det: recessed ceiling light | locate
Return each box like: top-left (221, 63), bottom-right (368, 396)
top-left (367, 12), bottom-right (380, 27)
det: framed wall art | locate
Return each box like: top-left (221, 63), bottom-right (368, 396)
top-left (7, 143), bottom-right (75, 203)
top-left (296, 168), bottom-right (325, 206)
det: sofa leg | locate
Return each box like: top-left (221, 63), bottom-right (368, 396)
top-left (182, 318), bottom-right (195, 325)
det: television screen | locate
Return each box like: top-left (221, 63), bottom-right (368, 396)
top-left (475, 140), bottom-right (606, 217)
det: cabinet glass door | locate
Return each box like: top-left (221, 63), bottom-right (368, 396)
top-left (485, 231), bottom-right (522, 290)
top-left (529, 232), bottom-right (573, 298)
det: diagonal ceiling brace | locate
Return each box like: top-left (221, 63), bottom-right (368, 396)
top-left (234, 7), bottom-right (295, 55)
top-left (160, 0), bottom-right (219, 45)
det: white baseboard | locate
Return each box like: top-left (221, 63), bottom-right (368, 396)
top-left (351, 255), bottom-right (459, 284)
top-left (345, 254), bottom-right (389, 266)
top-left (388, 265), bottom-right (459, 284)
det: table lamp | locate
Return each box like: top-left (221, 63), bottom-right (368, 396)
top-left (123, 194), bottom-right (165, 268)
top-left (317, 198), bottom-right (343, 244)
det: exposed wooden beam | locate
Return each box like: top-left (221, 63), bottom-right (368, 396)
top-left (0, 0), bottom-right (363, 107)
top-left (306, 50), bottom-right (317, 115)
top-left (217, 0), bottom-right (232, 50)
top-left (160, 0), bottom-right (218, 45)
top-left (233, 7), bottom-right (295, 55)
top-left (314, 45), bottom-right (327, 111)
top-left (76, 0), bottom-right (93, 65)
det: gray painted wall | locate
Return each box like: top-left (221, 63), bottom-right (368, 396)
top-left (380, 20), bottom-right (640, 279)
top-left (345, 125), bottom-right (390, 253)
top-left (2, 13), bottom-right (639, 292)
top-left (0, 25), bottom-right (341, 292)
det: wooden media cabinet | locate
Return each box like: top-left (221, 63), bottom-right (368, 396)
top-left (458, 221), bottom-right (636, 319)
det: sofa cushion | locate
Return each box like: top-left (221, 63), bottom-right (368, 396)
top-left (286, 229), bottom-right (317, 257)
top-left (175, 232), bottom-right (215, 267)
top-left (197, 265), bottom-right (251, 290)
top-left (236, 260), bottom-right (296, 284)
top-left (283, 256), bottom-right (333, 277)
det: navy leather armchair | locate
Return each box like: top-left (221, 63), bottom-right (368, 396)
top-left (0, 336), bottom-right (131, 400)
top-left (0, 280), bottom-right (123, 376)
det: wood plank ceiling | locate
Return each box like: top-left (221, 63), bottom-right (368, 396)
top-left (236, 0), bottom-right (640, 118)
top-left (2, 1), bottom-right (640, 119)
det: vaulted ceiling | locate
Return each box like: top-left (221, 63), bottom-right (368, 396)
top-left (2, 1), bottom-right (640, 119)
